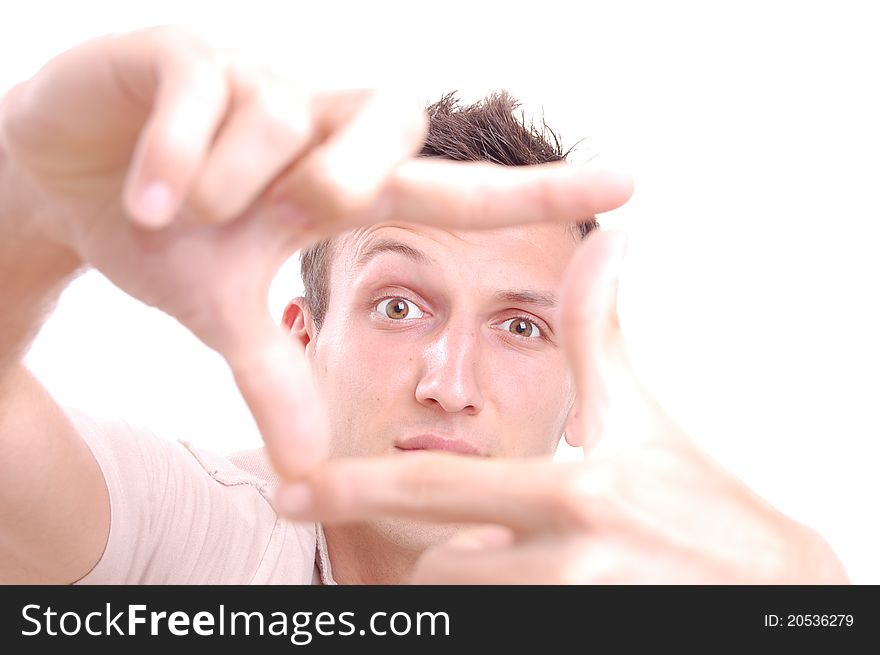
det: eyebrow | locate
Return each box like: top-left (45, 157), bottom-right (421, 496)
top-left (353, 237), bottom-right (558, 309)
top-left (495, 290), bottom-right (558, 309)
top-left (353, 238), bottom-right (434, 271)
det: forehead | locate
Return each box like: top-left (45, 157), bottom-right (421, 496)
top-left (334, 222), bottom-right (579, 285)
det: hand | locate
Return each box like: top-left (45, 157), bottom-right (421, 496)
top-left (277, 230), bottom-right (849, 583)
top-left (1, 26), bottom-right (633, 479)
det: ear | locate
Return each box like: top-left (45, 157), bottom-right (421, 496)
top-left (282, 298), bottom-right (315, 349)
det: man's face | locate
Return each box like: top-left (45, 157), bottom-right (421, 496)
top-left (304, 222), bottom-right (580, 547)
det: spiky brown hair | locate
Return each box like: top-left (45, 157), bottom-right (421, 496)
top-left (300, 91), bottom-right (597, 331)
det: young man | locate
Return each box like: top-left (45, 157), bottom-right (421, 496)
top-left (0, 27), bottom-right (846, 584)
top-left (0, 26), bottom-right (629, 584)
top-left (282, 93), bottom-right (601, 582)
top-left (276, 97), bottom-right (850, 584)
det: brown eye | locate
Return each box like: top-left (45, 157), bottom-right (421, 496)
top-left (376, 297), bottom-right (424, 320)
top-left (387, 299), bottom-right (408, 319)
top-left (499, 318), bottom-right (542, 338)
top-left (511, 319), bottom-right (532, 337)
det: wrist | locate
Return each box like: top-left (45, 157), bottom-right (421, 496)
top-left (1, 87), bottom-right (68, 246)
top-left (0, 117), bottom-right (80, 276)
top-left (1, 97), bottom-right (82, 371)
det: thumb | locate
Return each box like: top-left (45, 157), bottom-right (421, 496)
top-left (561, 230), bottom-right (686, 457)
top-left (225, 316), bottom-right (330, 479)
top-left (560, 229), bottom-right (629, 450)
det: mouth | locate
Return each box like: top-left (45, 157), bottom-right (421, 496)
top-left (393, 434), bottom-right (487, 457)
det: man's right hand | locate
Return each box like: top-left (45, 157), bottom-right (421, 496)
top-left (1, 25), bottom-right (633, 479)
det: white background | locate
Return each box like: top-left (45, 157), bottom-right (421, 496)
top-left (4, 1), bottom-right (878, 582)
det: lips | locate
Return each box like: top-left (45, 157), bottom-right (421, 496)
top-left (393, 434), bottom-right (485, 457)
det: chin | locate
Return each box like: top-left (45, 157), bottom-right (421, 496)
top-left (371, 517), bottom-right (464, 553)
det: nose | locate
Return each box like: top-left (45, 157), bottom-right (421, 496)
top-left (415, 322), bottom-right (485, 415)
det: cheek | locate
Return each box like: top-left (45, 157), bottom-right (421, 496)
top-left (487, 350), bottom-right (572, 454)
top-left (490, 348), bottom-right (570, 407)
top-left (314, 316), bottom-right (417, 405)
top-left (313, 316), bottom-right (424, 458)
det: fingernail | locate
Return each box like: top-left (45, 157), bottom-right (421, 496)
top-left (135, 182), bottom-right (173, 228)
top-left (271, 200), bottom-right (313, 229)
top-left (275, 483), bottom-right (313, 517)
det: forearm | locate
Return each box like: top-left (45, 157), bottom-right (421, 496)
top-left (0, 99), bottom-right (111, 584)
top-left (0, 101), bottom-right (82, 376)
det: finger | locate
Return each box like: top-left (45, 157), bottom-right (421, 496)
top-left (412, 540), bottom-right (583, 584)
top-left (412, 547), bottom-right (523, 584)
top-left (224, 316), bottom-right (329, 480)
top-left (373, 159), bottom-right (633, 231)
top-left (439, 525), bottom-right (515, 551)
top-left (275, 454), bottom-right (596, 531)
top-left (414, 535), bottom-right (669, 583)
top-left (185, 68), bottom-right (312, 224)
top-left (267, 89), bottom-right (428, 230)
top-left (560, 229), bottom-right (683, 455)
top-left (122, 37), bottom-right (230, 229)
